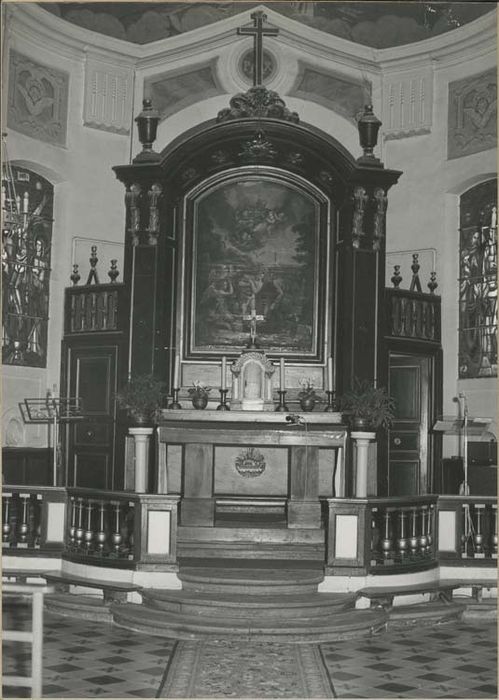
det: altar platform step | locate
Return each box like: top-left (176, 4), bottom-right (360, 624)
top-left (177, 525), bottom-right (325, 561)
top-left (387, 600), bottom-right (466, 627)
top-left (177, 561), bottom-right (324, 596)
top-left (141, 588), bottom-right (355, 619)
top-left (45, 593), bottom-right (112, 622)
top-left (111, 600), bottom-right (387, 642)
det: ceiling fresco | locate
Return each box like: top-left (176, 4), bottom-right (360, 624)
top-left (40, 2), bottom-right (495, 48)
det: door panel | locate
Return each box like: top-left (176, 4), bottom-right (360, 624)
top-left (66, 345), bottom-right (117, 489)
top-left (389, 355), bottom-right (430, 495)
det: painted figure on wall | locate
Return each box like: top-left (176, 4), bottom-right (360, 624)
top-left (191, 177), bottom-right (322, 356)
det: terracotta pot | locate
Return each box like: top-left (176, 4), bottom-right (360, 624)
top-left (299, 396), bottom-right (316, 412)
top-left (191, 394), bottom-right (208, 410)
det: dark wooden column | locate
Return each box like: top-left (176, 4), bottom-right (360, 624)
top-left (335, 165), bottom-right (401, 395)
top-left (113, 163), bottom-right (176, 389)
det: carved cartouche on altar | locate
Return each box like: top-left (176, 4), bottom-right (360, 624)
top-left (230, 350), bottom-right (276, 411)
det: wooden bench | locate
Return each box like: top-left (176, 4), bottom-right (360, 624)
top-left (43, 572), bottom-right (141, 603)
top-left (358, 578), bottom-right (497, 608)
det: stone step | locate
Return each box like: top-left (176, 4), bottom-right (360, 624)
top-left (177, 541), bottom-right (325, 560)
top-left (112, 602), bottom-right (387, 642)
top-left (178, 566), bottom-right (324, 595)
top-left (459, 597), bottom-right (497, 622)
top-left (141, 589), bottom-right (355, 619)
top-left (387, 601), bottom-right (466, 628)
top-left (45, 593), bottom-right (112, 622)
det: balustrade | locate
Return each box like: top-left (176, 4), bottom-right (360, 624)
top-left (66, 491), bottom-right (136, 562)
top-left (437, 496), bottom-right (497, 564)
top-left (370, 499), bottom-right (436, 569)
top-left (66, 283), bottom-right (124, 334)
top-left (2, 487), bottom-right (65, 552)
top-left (326, 495), bottom-right (438, 575)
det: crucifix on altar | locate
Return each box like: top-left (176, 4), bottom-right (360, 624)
top-left (243, 307), bottom-right (265, 349)
top-left (237, 10), bottom-right (279, 86)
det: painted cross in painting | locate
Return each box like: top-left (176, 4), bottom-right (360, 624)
top-left (188, 176), bottom-right (326, 357)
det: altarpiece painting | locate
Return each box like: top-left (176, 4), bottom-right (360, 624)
top-left (185, 174), bottom-right (328, 359)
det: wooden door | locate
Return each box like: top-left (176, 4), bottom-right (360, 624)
top-left (65, 344), bottom-right (118, 489)
top-left (388, 354), bottom-right (431, 495)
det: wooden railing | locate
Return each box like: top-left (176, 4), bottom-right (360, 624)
top-left (326, 495), bottom-right (438, 575)
top-left (2, 582), bottom-right (54, 698)
top-left (65, 487), bottom-right (180, 569)
top-left (385, 288), bottom-right (441, 342)
top-left (2, 486), bottom-right (66, 553)
top-left (437, 495), bottom-right (497, 565)
top-left (65, 282), bottom-right (126, 334)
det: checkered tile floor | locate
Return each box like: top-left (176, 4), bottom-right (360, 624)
top-left (2, 600), bottom-right (497, 698)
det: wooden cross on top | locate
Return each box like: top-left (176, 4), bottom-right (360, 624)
top-left (243, 307), bottom-right (265, 348)
top-left (237, 10), bottom-right (279, 87)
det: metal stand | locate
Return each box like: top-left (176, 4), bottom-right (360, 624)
top-left (275, 390), bottom-right (288, 412)
top-left (217, 389), bottom-right (230, 411)
top-left (168, 388), bottom-right (182, 409)
top-left (22, 395), bottom-right (83, 486)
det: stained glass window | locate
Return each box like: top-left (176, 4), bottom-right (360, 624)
top-left (459, 179), bottom-right (497, 378)
top-left (2, 164), bottom-right (53, 367)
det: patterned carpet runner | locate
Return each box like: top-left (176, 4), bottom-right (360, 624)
top-left (158, 638), bottom-right (334, 698)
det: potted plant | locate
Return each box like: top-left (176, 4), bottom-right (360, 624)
top-left (298, 378), bottom-right (320, 412)
top-left (115, 374), bottom-right (166, 426)
top-left (188, 381), bottom-right (211, 409)
top-left (338, 378), bottom-right (395, 431)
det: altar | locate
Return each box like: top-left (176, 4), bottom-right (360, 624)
top-left (157, 411), bottom-right (347, 530)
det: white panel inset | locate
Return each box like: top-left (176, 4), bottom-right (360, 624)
top-left (382, 64), bottom-right (433, 139)
top-left (46, 502), bottom-right (66, 543)
top-left (84, 55), bottom-right (133, 134)
top-left (335, 514), bottom-right (358, 558)
top-left (147, 510), bottom-right (171, 555)
top-left (438, 510), bottom-right (457, 551)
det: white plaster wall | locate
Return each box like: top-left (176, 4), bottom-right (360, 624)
top-left (382, 36), bottom-right (497, 449)
top-left (3, 9), bottom-right (132, 446)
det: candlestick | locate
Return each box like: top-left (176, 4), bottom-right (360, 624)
top-left (221, 356), bottom-right (227, 391)
top-left (217, 389), bottom-right (230, 411)
top-left (325, 390), bottom-right (336, 412)
top-left (327, 357), bottom-right (333, 392)
top-left (275, 390), bottom-right (288, 412)
top-left (280, 358), bottom-right (285, 390)
top-left (168, 388), bottom-right (181, 409)
top-left (173, 355), bottom-right (180, 388)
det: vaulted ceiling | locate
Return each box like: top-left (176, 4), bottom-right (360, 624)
top-left (41, 2), bottom-right (494, 48)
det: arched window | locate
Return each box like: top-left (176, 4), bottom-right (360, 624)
top-left (2, 164), bottom-right (54, 367)
top-left (459, 179), bottom-right (497, 378)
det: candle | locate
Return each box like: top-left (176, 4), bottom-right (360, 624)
top-left (280, 358), bottom-right (285, 390)
top-left (173, 355), bottom-right (180, 388)
top-left (221, 356), bottom-right (226, 391)
top-left (327, 357), bottom-right (333, 392)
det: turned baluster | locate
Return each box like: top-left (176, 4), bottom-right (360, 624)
top-left (75, 498), bottom-right (84, 547)
top-left (34, 495), bottom-right (42, 548)
top-left (409, 507), bottom-right (418, 554)
top-left (473, 504), bottom-right (485, 557)
top-left (419, 505), bottom-right (428, 552)
top-left (461, 503), bottom-right (471, 556)
top-left (491, 504), bottom-right (498, 558)
top-left (427, 504), bottom-right (434, 553)
top-left (68, 497), bottom-right (77, 545)
top-left (381, 509), bottom-right (392, 560)
top-left (127, 503), bottom-right (135, 556)
top-left (96, 501), bottom-right (107, 552)
top-left (3, 494), bottom-right (12, 543)
top-left (112, 503), bottom-right (122, 552)
top-left (397, 509), bottom-right (408, 556)
top-left (84, 501), bottom-right (94, 549)
top-left (18, 494), bottom-right (30, 545)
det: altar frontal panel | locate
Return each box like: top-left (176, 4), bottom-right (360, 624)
top-left (214, 446), bottom-right (287, 495)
